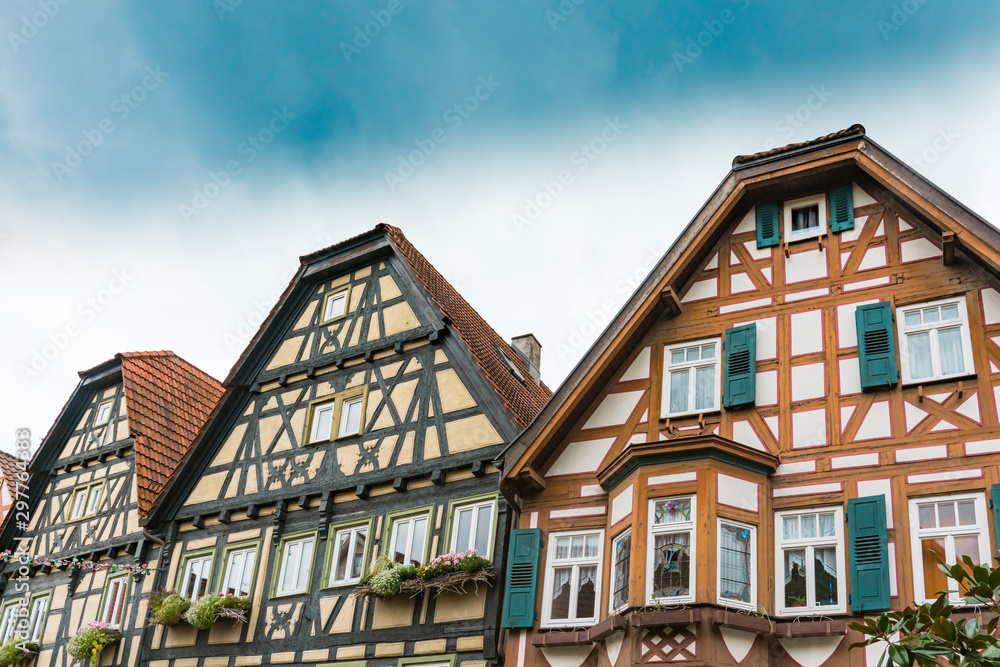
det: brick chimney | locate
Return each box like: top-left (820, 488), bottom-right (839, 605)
top-left (511, 334), bottom-right (542, 384)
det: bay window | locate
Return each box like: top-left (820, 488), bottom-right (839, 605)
top-left (718, 519), bottom-right (756, 609)
top-left (611, 529), bottom-right (631, 612)
top-left (647, 496), bottom-right (695, 603)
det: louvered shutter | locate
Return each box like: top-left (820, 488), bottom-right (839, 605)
top-left (755, 203), bottom-right (780, 249)
top-left (848, 495), bottom-right (891, 612)
top-left (723, 324), bottom-right (756, 408)
top-left (829, 184), bottom-right (855, 232)
top-left (501, 528), bottom-right (542, 628)
top-left (993, 485), bottom-right (1000, 553)
top-left (855, 302), bottom-right (898, 390)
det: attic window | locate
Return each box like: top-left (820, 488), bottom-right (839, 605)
top-left (94, 399), bottom-right (114, 426)
top-left (783, 194), bottom-right (827, 243)
top-left (322, 287), bottom-right (350, 324)
top-left (497, 346), bottom-right (525, 382)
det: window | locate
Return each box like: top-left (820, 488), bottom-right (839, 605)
top-left (179, 554), bottom-right (213, 601)
top-left (322, 288), bottom-right (349, 323)
top-left (337, 395), bottom-right (364, 439)
top-left (647, 496), bottom-right (695, 602)
top-left (783, 193), bottom-right (827, 242)
top-left (389, 512), bottom-right (430, 566)
top-left (100, 576), bottom-right (128, 628)
top-left (27, 594), bottom-right (49, 642)
top-left (718, 520), bottom-right (756, 610)
top-left (0, 603), bottom-right (18, 642)
top-left (909, 493), bottom-right (990, 603)
top-left (94, 399), bottom-right (114, 426)
top-left (543, 531), bottom-right (603, 627)
top-left (611, 529), bottom-right (631, 612)
top-left (497, 346), bottom-right (526, 382)
top-left (68, 482), bottom-right (103, 521)
top-left (305, 389), bottom-right (367, 444)
top-left (328, 524), bottom-right (368, 586)
top-left (663, 340), bottom-right (720, 417)
top-left (898, 298), bottom-right (974, 384)
top-left (775, 507), bottom-right (846, 615)
top-left (221, 546), bottom-right (257, 597)
top-left (307, 400), bottom-right (336, 444)
top-left (449, 499), bottom-right (495, 556)
top-left (276, 535), bottom-right (315, 596)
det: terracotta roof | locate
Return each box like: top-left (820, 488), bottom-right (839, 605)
top-left (733, 124), bottom-right (866, 167)
top-left (381, 224), bottom-right (552, 427)
top-left (0, 451), bottom-right (25, 501)
top-left (117, 352), bottom-right (224, 514)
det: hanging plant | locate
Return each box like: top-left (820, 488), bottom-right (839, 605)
top-left (0, 639), bottom-right (40, 666)
top-left (66, 622), bottom-right (120, 666)
top-left (183, 594), bottom-right (251, 630)
top-left (148, 591), bottom-right (190, 627)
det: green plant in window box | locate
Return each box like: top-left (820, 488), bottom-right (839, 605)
top-left (0, 639), bottom-right (40, 665)
top-left (416, 550), bottom-right (496, 595)
top-left (66, 622), bottom-right (120, 666)
top-left (183, 593), bottom-right (251, 630)
top-left (148, 591), bottom-right (190, 627)
top-left (355, 556), bottom-right (419, 598)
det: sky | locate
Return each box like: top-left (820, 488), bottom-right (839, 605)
top-left (2, 1), bottom-right (1000, 454)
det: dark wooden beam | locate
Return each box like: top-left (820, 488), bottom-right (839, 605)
top-left (942, 231), bottom-right (957, 265)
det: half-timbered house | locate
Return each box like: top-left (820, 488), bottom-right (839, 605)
top-left (142, 225), bottom-right (550, 667)
top-left (0, 352), bottom-right (222, 667)
top-left (497, 125), bottom-right (1000, 667)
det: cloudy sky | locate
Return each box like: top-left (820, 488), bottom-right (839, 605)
top-left (2, 1), bottom-right (999, 453)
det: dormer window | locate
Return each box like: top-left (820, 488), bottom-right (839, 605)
top-left (784, 194), bottom-right (827, 242)
top-left (497, 346), bottom-right (526, 382)
top-left (321, 287), bottom-right (350, 324)
top-left (94, 399), bottom-right (114, 426)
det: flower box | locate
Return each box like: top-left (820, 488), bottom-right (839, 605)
top-left (183, 594), bottom-right (251, 629)
top-left (711, 609), bottom-right (774, 635)
top-left (354, 551), bottom-right (495, 599)
top-left (632, 608), bottom-right (701, 628)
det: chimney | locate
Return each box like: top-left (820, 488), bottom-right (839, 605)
top-left (511, 334), bottom-right (542, 384)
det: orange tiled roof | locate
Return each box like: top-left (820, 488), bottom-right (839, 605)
top-left (117, 352), bottom-right (224, 514)
top-left (0, 451), bottom-right (25, 501)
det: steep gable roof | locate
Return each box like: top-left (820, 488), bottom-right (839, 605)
top-left (0, 451), bottom-right (26, 504)
top-left (501, 124), bottom-right (1000, 482)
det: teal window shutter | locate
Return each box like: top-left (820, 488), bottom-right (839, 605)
top-left (723, 324), bottom-right (756, 408)
top-left (755, 203), bottom-right (780, 249)
top-left (829, 184), bottom-right (855, 232)
top-left (501, 528), bottom-right (542, 628)
top-left (992, 484), bottom-right (1000, 551)
top-left (848, 495), bottom-right (891, 613)
top-left (855, 302), bottom-right (898, 390)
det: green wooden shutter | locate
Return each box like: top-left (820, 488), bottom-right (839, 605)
top-left (992, 484), bottom-right (1000, 552)
top-left (723, 324), bottom-right (756, 408)
top-left (848, 495), bottom-right (891, 613)
top-left (829, 184), bottom-right (855, 232)
top-left (501, 528), bottom-right (542, 628)
top-left (855, 302), bottom-right (898, 390)
top-left (755, 203), bottom-right (780, 249)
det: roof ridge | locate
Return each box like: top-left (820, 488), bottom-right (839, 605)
top-left (732, 123), bottom-right (865, 167)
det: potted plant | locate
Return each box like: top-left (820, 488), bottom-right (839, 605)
top-left (184, 593), bottom-right (251, 630)
top-left (353, 556), bottom-right (420, 599)
top-left (417, 550), bottom-right (495, 595)
top-left (148, 591), bottom-right (190, 627)
top-left (66, 622), bottom-right (120, 666)
top-left (0, 639), bottom-right (40, 665)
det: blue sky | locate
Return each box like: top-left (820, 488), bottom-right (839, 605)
top-left (3, 0), bottom-right (1000, 450)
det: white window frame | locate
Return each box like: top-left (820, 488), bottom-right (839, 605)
top-left (717, 519), bottom-right (757, 611)
top-left (27, 595), bottom-right (48, 642)
top-left (646, 496), bottom-right (697, 604)
top-left (179, 554), bottom-right (213, 601)
top-left (541, 529), bottom-right (604, 628)
top-left (774, 507), bottom-right (847, 616)
top-left (328, 524), bottom-right (368, 586)
top-left (898, 297), bottom-right (975, 385)
top-left (307, 400), bottom-right (336, 444)
top-left (322, 288), bottom-right (350, 323)
top-left (276, 535), bottom-right (315, 597)
top-left (0, 603), bottom-right (18, 642)
top-left (336, 395), bottom-right (365, 439)
top-left (221, 546), bottom-right (258, 597)
top-left (68, 488), bottom-right (88, 521)
top-left (449, 499), bottom-right (496, 557)
top-left (609, 528), bottom-right (632, 614)
top-left (68, 482), bottom-right (103, 522)
top-left (389, 512), bottom-right (431, 566)
top-left (783, 193), bottom-right (827, 243)
top-left (909, 492), bottom-right (990, 604)
top-left (94, 399), bottom-right (114, 426)
top-left (84, 484), bottom-right (103, 516)
top-left (661, 339), bottom-right (721, 418)
top-left (100, 576), bottom-right (128, 628)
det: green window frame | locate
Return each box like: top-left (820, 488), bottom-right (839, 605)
top-left (398, 655), bottom-right (456, 667)
top-left (271, 529), bottom-right (319, 598)
top-left (26, 591), bottom-right (51, 643)
top-left (384, 505), bottom-right (435, 567)
top-left (323, 518), bottom-right (375, 588)
top-left (216, 539), bottom-right (262, 598)
top-left (98, 573), bottom-right (130, 629)
top-left (66, 480), bottom-right (105, 523)
top-left (443, 493), bottom-right (499, 559)
top-left (176, 547), bottom-right (216, 601)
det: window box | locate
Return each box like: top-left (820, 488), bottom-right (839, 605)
top-left (353, 551), bottom-right (495, 599)
top-left (632, 608), bottom-right (701, 628)
top-left (184, 593), bottom-right (252, 629)
top-left (772, 619), bottom-right (848, 638)
top-left (711, 609), bottom-right (773, 635)
top-left (66, 622), bottom-right (120, 666)
top-left (148, 592), bottom-right (191, 627)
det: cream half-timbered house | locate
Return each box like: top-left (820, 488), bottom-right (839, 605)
top-left (0, 352), bottom-right (222, 667)
top-left (498, 125), bottom-right (1000, 667)
top-left (143, 225), bottom-right (550, 667)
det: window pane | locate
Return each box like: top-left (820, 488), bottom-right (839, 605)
top-left (555, 537), bottom-right (570, 559)
top-left (792, 205), bottom-right (819, 233)
top-left (938, 328), bottom-right (965, 376)
top-left (800, 514), bottom-right (816, 539)
top-left (814, 546), bottom-right (839, 606)
top-left (918, 505), bottom-right (936, 529)
top-left (907, 332), bottom-right (933, 380)
top-left (782, 517), bottom-right (798, 540)
top-left (783, 549), bottom-right (807, 608)
top-left (940, 304), bottom-right (959, 321)
top-left (282, 543), bottom-right (300, 590)
top-left (409, 518), bottom-right (426, 565)
top-left (71, 491), bottom-right (86, 519)
top-left (351, 530), bottom-right (367, 579)
top-left (340, 397), bottom-right (364, 437)
top-left (818, 513), bottom-right (836, 537)
top-left (612, 534), bottom-right (631, 609)
top-left (85, 486), bottom-right (101, 515)
top-left (240, 552), bottom-right (255, 595)
top-left (923, 307), bottom-right (940, 324)
top-left (454, 508), bottom-right (473, 552)
top-left (904, 310), bottom-right (922, 327)
top-left (326, 292), bottom-right (347, 320)
top-left (550, 567), bottom-right (573, 620)
top-left (686, 348), bottom-right (699, 362)
top-left (694, 366), bottom-right (715, 411)
top-left (226, 552), bottom-right (244, 594)
top-left (570, 536), bottom-right (583, 558)
top-left (670, 350), bottom-right (685, 364)
top-left (957, 501), bottom-right (977, 526)
top-left (701, 344), bottom-right (715, 359)
top-left (652, 531), bottom-right (690, 598)
top-left (575, 566), bottom-right (597, 619)
top-left (669, 369), bottom-right (689, 413)
top-left (334, 531), bottom-right (351, 581)
top-left (719, 524), bottom-right (752, 604)
top-left (938, 503), bottom-right (956, 528)
top-left (654, 498), bottom-right (692, 524)
top-left (921, 538), bottom-right (948, 599)
top-left (296, 540), bottom-right (314, 590)
top-left (954, 536), bottom-right (981, 567)
top-left (474, 505), bottom-right (492, 555)
top-left (392, 521), bottom-right (410, 564)
top-left (584, 535), bottom-right (599, 558)
top-left (311, 405), bottom-right (334, 442)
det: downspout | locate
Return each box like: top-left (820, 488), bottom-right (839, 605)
top-left (136, 526), bottom-right (167, 667)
